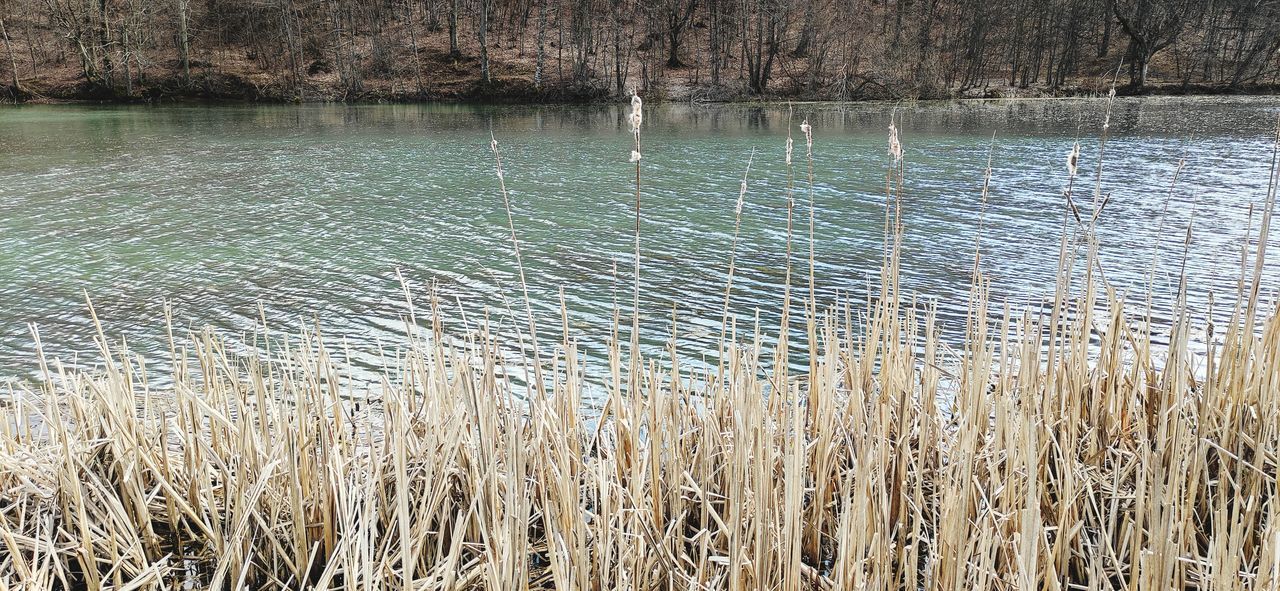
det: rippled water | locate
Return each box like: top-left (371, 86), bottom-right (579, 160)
top-left (2, 98), bottom-right (1279, 383)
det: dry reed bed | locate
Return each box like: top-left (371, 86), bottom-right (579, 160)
top-left (0, 102), bottom-right (1278, 590)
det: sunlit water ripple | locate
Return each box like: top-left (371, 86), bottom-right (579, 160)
top-left (2, 98), bottom-right (1278, 388)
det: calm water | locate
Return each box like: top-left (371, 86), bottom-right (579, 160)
top-left (2, 98), bottom-right (1279, 383)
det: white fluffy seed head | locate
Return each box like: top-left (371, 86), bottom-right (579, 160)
top-left (629, 94), bottom-right (643, 133)
top-left (887, 121), bottom-right (903, 164)
top-left (1066, 142), bottom-right (1080, 177)
top-left (785, 137), bottom-right (794, 165)
top-left (800, 121), bottom-right (813, 150)
top-left (630, 150), bottom-right (642, 163)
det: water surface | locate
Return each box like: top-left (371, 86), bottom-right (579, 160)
top-left (2, 98), bottom-right (1279, 383)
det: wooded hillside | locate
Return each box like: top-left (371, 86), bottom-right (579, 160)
top-left (2, 0), bottom-right (1279, 102)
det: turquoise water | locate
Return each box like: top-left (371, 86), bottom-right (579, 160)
top-left (2, 98), bottom-right (1278, 382)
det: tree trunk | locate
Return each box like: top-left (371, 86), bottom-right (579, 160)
top-left (121, 9), bottom-right (132, 97)
top-left (1099, 0), bottom-right (1114, 57)
top-left (349, 3), bottom-right (361, 92)
top-left (1130, 45), bottom-right (1151, 88)
top-left (535, 0), bottom-right (546, 89)
top-left (424, 0), bottom-right (441, 31)
top-left (23, 18), bottom-right (37, 80)
top-left (613, 6), bottom-right (625, 95)
top-left (668, 26), bottom-right (681, 67)
top-left (793, 0), bottom-right (813, 57)
top-left (708, 0), bottom-right (719, 85)
top-left (278, 0), bottom-right (302, 97)
top-left (478, 0), bottom-right (490, 83)
top-left (449, 0), bottom-right (461, 59)
top-left (177, 0), bottom-right (190, 85)
top-left (327, 0), bottom-right (345, 89)
top-left (407, 0), bottom-right (425, 93)
top-left (98, 0), bottom-right (114, 89)
top-left (0, 17), bottom-right (20, 91)
top-left (738, 0), bottom-right (748, 80)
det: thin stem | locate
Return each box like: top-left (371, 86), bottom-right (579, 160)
top-left (490, 133), bottom-right (545, 401)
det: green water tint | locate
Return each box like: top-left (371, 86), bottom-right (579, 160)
top-left (2, 98), bottom-right (1278, 384)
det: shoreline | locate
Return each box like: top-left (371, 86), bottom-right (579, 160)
top-left (5, 76), bottom-right (1280, 107)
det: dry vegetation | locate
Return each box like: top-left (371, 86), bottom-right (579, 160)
top-left (0, 97), bottom-right (1278, 590)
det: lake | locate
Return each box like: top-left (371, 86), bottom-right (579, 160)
top-left (2, 98), bottom-right (1279, 384)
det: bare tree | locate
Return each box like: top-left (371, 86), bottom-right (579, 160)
top-left (42, 0), bottom-right (105, 86)
top-left (534, 0), bottom-right (545, 88)
top-left (1113, 0), bottom-right (1204, 89)
top-left (479, 0), bottom-right (492, 82)
top-left (1224, 0), bottom-right (1280, 87)
top-left (662, 0), bottom-right (699, 67)
top-left (406, 0), bottom-right (426, 92)
top-left (745, 0), bottom-right (786, 93)
top-left (175, 0), bottom-right (190, 84)
top-left (3, 0), bottom-right (1278, 101)
top-left (0, 15), bottom-right (20, 92)
top-left (448, 0), bottom-right (461, 59)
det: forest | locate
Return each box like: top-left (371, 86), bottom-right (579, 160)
top-left (1, 0), bottom-right (1279, 102)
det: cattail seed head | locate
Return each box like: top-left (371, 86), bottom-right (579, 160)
top-left (800, 120), bottom-right (813, 150)
top-left (629, 94), bottom-right (643, 133)
top-left (630, 150), bottom-right (642, 163)
top-left (785, 137), bottom-right (794, 165)
top-left (887, 121), bottom-right (903, 164)
top-left (1066, 142), bottom-right (1080, 177)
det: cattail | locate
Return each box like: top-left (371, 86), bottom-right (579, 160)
top-left (800, 120), bottom-right (812, 150)
top-left (888, 120), bottom-right (903, 164)
top-left (629, 94), bottom-right (643, 163)
top-left (734, 147), bottom-right (755, 218)
top-left (1066, 141), bottom-right (1080, 177)
top-left (785, 137), bottom-right (794, 165)
top-left (629, 94), bottom-right (643, 134)
top-left (1102, 88), bottom-right (1116, 131)
top-left (493, 138), bottom-right (505, 181)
